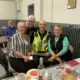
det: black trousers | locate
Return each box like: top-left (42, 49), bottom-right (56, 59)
top-left (9, 57), bottom-right (35, 73)
top-left (33, 55), bottom-right (52, 68)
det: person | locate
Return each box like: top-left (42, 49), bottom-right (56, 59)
top-left (32, 20), bottom-right (51, 67)
top-left (26, 15), bottom-right (38, 44)
top-left (0, 48), bottom-right (8, 79)
top-left (48, 24), bottom-right (72, 63)
top-left (5, 20), bottom-right (16, 39)
top-left (9, 22), bottom-right (34, 73)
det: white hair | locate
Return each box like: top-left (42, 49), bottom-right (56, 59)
top-left (17, 21), bottom-right (26, 29)
top-left (27, 15), bottom-right (36, 22)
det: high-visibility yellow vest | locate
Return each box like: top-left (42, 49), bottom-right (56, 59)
top-left (32, 31), bottom-right (49, 53)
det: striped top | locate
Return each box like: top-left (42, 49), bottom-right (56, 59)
top-left (9, 33), bottom-right (30, 58)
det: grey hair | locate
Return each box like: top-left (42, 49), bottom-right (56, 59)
top-left (26, 15), bottom-right (36, 22)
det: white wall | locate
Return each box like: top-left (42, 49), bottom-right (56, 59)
top-left (0, 0), bottom-right (80, 24)
top-left (21, 0), bottom-right (42, 21)
top-left (0, 0), bottom-right (16, 20)
top-left (35, 0), bottom-right (41, 21)
top-left (52, 0), bottom-right (80, 24)
top-left (20, 0), bottom-right (80, 24)
top-left (42, 0), bottom-right (52, 22)
top-left (21, 0), bottom-right (34, 20)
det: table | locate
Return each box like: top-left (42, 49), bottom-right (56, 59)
top-left (2, 59), bottom-right (80, 80)
top-left (0, 36), bottom-right (7, 48)
top-left (0, 36), bottom-right (7, 43)
top-left (46, 64), bottom-right (80, 77)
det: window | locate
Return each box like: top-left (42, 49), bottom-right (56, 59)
top-left (28, 4), bottom-right (34, 16)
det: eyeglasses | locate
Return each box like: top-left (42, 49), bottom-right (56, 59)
top-left (28, 20), bottom-right (34, 22)
top-left (39, 24), bottom-right (46, 25)
top-left (54, 29), bottom-right (61, 31)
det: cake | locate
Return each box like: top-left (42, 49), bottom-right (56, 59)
top-left (64, 74), bottom-right (77, 80)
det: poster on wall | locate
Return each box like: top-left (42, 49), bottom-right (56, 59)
top-left (67, 0), bottom-right (76, 9)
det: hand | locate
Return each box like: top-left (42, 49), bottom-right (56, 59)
top-left (45, 52), bottom-right (49, 56)
top-left (31, 50), bottom-right (35, 55)
top-left (22, 55), bottom-right (30, 62)
top-left (48, 54), bottom-right (56, 62)
top-left (56, 57), bottom-right (62, 63)
top-left (7, 36), bottom-right (11, 39)
top-left (28, 52), bottom-right (32, 56)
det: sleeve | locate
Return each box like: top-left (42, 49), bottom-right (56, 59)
top-left (59, 37), bottom-right (69, 55)
top-left (11, 34), bottom-right (17, 51)
top-left (5, 28), bottom-right (8, 36)
top-left (48, 38), bottom-right (55, 55)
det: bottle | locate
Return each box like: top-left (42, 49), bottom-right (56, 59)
top-left (38, 57), bottom-right (45, 80)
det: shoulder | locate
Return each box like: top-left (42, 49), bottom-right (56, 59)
top-left (12, 33), bottom-right (18, 38)
top-left (33, 27), bottom-right (39, 31)
top-left (60, 35), bottom-right (68, 39)
top-left (6, 26), bottom-right (9, 30)
top-left (34, 30), bottom-right (38, 37)
top-left (63, 36), bottom-right (69, 41)
top-left (47, 31), bottom-right (52, 35)
top-left (14, 27), bottom-right (16, 29)
top-left (62, 35), bottom-right (69, 40)
top-left (61, 35), bottom-right (69, 42)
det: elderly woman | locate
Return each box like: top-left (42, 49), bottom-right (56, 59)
top-left (26, 15), bottom-right (38, 44)
top-left (48, 24), bottom-right (72, 63)
top-left (9, 22), bottom-right (34, 73)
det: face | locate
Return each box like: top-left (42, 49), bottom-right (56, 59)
top-left (8, 21), bottom-right (12, 27)
top-left (39, 20), bottom-right (46, 32)
top-left (28, 20), bottom-right (35, 28)
top-left (53, 26), bottom-right (62, 37)
top-left (18, 22), bottom-right (27, 34)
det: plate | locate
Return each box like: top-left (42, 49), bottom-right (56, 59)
top-left (25, 69), bottom-right (39, 80)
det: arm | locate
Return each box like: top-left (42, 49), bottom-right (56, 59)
top-left (55, 37), bottom-right (69, 58)
top-left (48, 38), bottom-right (59, 61)
top-left (5, 28), bottom-right (11, 39)
top-left (48, 38), bottom-right (55, 55)
top-left (11, 35), bottom-right (29, 60)
top-left (48, 37), bottom-right (69, 62)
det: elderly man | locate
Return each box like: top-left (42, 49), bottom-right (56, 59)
top-left (32, 20), bottom-right (51, 67)
top-left (26, 15), bottom-right (38, 44)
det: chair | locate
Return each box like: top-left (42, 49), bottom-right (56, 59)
top-left (0, 48), bottom-right (7, 79)
top-left (0, 64), bottom-right (7, 79)
top-left (7, 39), bottom-right (15, 73)
top-left (69, 44), bottom-right (74, 54)
top-left (2, 39), bottom-right (15, 77)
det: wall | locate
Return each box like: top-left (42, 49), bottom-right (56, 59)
top-left (52, 0), bottom-right (80, 24)
top-left (21, 0), bottom-right (44, 21)
top-left (42, 0), bottom-right (52, 22)
top-left (0, 0), bottom-right (80, 25)
top-left (0, 0), bottom-right (17, 26)
top-left (0, 0), bottom-right (16, 20)
top-left (21, 0), bottom-right (34, 20)
top-left (20, 0), bottom-right (80, 25)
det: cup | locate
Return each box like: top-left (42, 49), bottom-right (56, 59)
top-left (17, 73), bottom-right (25, 80)
top-left (59, 60), bottom-right (66, 69)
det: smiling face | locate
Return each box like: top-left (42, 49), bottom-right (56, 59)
top-left (39, 20), bottom-right (46, 32)
top-left (26, 15), bottom-right (36, 28)
top-left (53, 25), bottom-right (62, 37)
top-left (28, 20), bottom-right (35, 28)
top-left (17, 22), bottom-right (27, 34)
